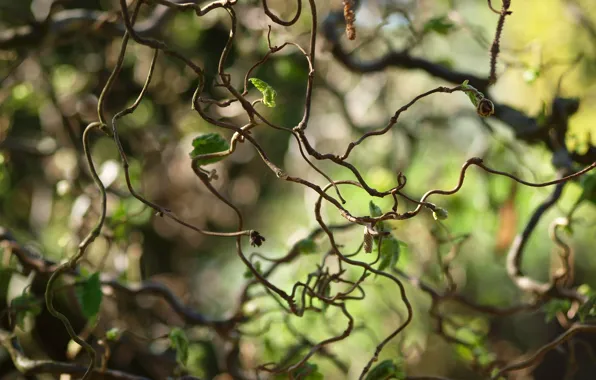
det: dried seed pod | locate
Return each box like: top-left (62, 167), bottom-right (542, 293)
top-left (343, 0), bottom-right (356, 40)
top-left (363, 226), bottom-right (373, 253)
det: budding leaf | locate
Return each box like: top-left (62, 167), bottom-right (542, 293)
top-left (189, 133), bottom-right (230, 165)
top-left (169, 327), bottom-right (189, 367)
top-left (249, 78), bottom-right (277, 107)
top-left (106, 327), bottom-right (123, 341)
top-left (365, 359), bottom-right (405, 380)
top-left (76, 272), bottom-right (103, 319)
top-left (433, 207), bottom-right (449, 221)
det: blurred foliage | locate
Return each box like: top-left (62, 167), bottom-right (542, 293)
top-left (0, 0), bottom-right (595, 379)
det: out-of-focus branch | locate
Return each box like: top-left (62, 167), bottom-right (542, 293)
top-left (0, 226), bottom-right (245, 335)
top-left (322, 11), bottom-right (490, 91)
top-left (0, 329), bottom-right (150, 380)
top-left (0, 1), bottom-right (184, 50)
top-left (491, 323), bottom-right (596, 379)
top-left (505, 179), bottom-right (585, 301)
top-left (322, 10), bottom-right (596, 166)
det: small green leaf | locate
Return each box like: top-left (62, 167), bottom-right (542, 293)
top-left (169, 327), bottom-right (190, 367)
top-left (543, 299), bottom-right (571, 322)
top-left (189, 133), bottom-right (230, 165)
top-left (296, 238), bottom-right (318, 254)
top-left (423, 16), bottom-right (455, 35)
top-left (76, 272), bottom-right (103, 319)
top-left (432, 207), bottom-right (449, 221)
top-left (106, 327), bottom-right (123, 341)
top-left (378, 236), bottom-right (401, 272)
top-left (369, 201), bottom-right (383, 217)
top-left (249, 78), bottom-right (277, 107)
top-left (365, 359), bottom-right (405, 380)
top-left (369, 201), bottom-right (387, 233)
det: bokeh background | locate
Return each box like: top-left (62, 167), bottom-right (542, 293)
top-left (1, 0), bottom-right (595, 379)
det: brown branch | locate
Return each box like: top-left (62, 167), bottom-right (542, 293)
top-left (0, 329), bottom-right (150, 380)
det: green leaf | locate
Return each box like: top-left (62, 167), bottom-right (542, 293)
top-left (76, 272), bottom-right (103, 319)
top-left (249, 78), bottom-right (277, 107)
top-left (290, 363), bottom-right (324, 380)
top-left (189, 133), bottom-right (230, 165)
top-left (106, 327), bottom-right (123, 341)
top-left (169, 327), bottom-right (190, 367)
top-left (377, 236), bottom-right (401, 272)
top-left (460, 81), bottom-right (485, 108)
top-left (423, 16), bottom-right (455, 35)
top-left (369, 201), bottom-right (383, 217)
top-left (543, 299), bottom-right (571, 322)
top-left (369, 201), bottom-right (387, 232)
top-left (432, 207), bottom-right (449, 221)
top-left (11, 292), bottom-right (42, 330)
top-left (296, 238), bottom-right (318, 254)
top-left (365, 359), bottom-right (405, 380)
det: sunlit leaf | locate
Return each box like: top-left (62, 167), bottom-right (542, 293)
top-left (249, 77), bottom-right (277, 107)
top-left (189, 133), bottom-right (230, 165)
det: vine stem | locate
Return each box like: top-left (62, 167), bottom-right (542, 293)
top-left (44, 122), bottom-right (106, 380)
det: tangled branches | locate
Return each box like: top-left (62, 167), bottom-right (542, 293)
top-left (1, 0), bottom-right (596, 379)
